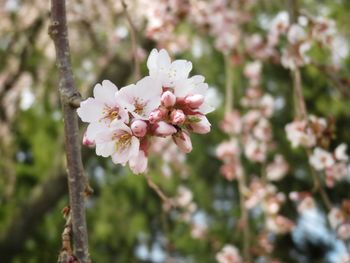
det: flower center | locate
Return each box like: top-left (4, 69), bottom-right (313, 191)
top-left (102, 106), bottom-right (120, 122)
top-left (134, 99), bottom-right (146, 115)
top-left (114, 132), bottom-right (132, 151)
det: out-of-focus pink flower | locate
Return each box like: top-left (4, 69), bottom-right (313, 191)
top-left (285, 119), bottom-right (316, 148)
top-left (220, 111), bottom-right (242, 135)
top-left (335, 143), bottom-right (349, 161)
top-left (309, 147), bottom-right (335, 171)
top-left (328, 208), bottom-right (344, 229)
top-left (216, 245), bottom-right (242, 263)
top-left (338, 224), bottom-right (350, 240)
top-left (266, 215), bottom-right (294, 234)
top-left (266, 155), bottom-right (289, 181)
top-left (244, 137), bottom-right (267, 163)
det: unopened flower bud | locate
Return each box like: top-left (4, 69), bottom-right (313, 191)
top-left (83, 133), bottom-right (95, 147)
top-left (189, 115), bottom-right (211, 134)
top-left (173, 131), bottom-right (192, 153)
top-left (170, 109), bottom-right (186, 125)
top-left (149, 109), bottom-right (164, 124)
top-left (161, 91), bottom-right (176, 107)
top-left (131, 120), bottom-right (147, 137)
top-left (155, 121), bottom-right (177, 136)
top-left (185, 94), bottom-right (204, 109)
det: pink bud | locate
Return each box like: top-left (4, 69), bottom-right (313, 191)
top-left (170, 109), bottom-right (186, 125)
top-left (185, 94), bottom-right (204, 109)
top-left (131, 120), bottom-right (147, 137)
top-left (189, 115), bottom-right (211, 134)
top-left (149, 109), bottom-right (164, 124)
top-left (154, 121), bottom-right (177, 136)
top-left (161, 91), bottom-right (176, 107)
top-left (173, 131), bottom-right (192, 153)
top-left (83, 133), bottom-right (95, 147)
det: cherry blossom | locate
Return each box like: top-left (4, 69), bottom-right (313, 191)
top-left (216, 245), bottom-right (242, 263)
top-left (77, 49), bottom-right (214, 174)
top-left (309, 147), bottom-right (335, 171)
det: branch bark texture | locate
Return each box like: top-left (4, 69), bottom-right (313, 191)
top-left (49, 1), bottom-right (90, 262)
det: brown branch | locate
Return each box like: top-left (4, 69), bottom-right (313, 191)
top-left (122, 0), bottom-right (141, 81)
top-left (224, 55), bottom-right (234, 113)
top-left (49, 0), bottom-right (90, 262)
top-left (145, 174), bottom-right (175, 207)
top-left (292, 68), bottom-right (307, 119)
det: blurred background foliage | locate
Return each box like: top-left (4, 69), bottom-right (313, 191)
top-left (0, 0), bottom-right (350, 262)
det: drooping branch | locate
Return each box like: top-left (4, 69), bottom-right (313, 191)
top-left (122, 0), bottom-right (141, 81)
top-left (49, 0), bottom-right (90, 262)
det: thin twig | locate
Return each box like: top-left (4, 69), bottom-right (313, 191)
top-left (145, 174), bottom-right (175, 207)
top-left (122, 0), bottom-right (141, 81)
top-left (224, 55), bottom-right (234, 112)
top-left (49, 0), bottom-right (90, 262)
top-left (292, 68), bottom-right (307, 119)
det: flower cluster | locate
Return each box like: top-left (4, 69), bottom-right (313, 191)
top-left (286, 116), bottom-right (349, 187)
top-left (246, 178), bottom-right (294, 235)
top-left (77, 49), bottom-right (214, 174)
top-left (309, 144), bottom-right (349, 187)
top-left (268, 11), bottom-right (344, 69)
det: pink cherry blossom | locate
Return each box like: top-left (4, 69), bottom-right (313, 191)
top-left (117, 76), bottom-right (162, 120)
top-left (335, 143), bottom-right (349, 161)
top-left (309, 147), bottom-right (335, 171)
top-left (266, 155), bottom-right (289, 181)
top-left (216, 245), bottom-right (242, 263)
top-left (77, 80), bottom-right (129, 141)
top-left (94, 120), bottom-right (140, 165)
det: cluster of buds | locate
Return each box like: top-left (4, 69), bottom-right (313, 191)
top-left (78, 49), bottom-right (214, 174)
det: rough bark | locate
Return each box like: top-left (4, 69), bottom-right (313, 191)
top-left (49, 0), bottom-right (90, 262)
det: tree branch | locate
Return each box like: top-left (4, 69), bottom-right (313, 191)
top-left (49, 0), bottom-right (90, 262)
top-left (122, 0), bottom-right (141, 81)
